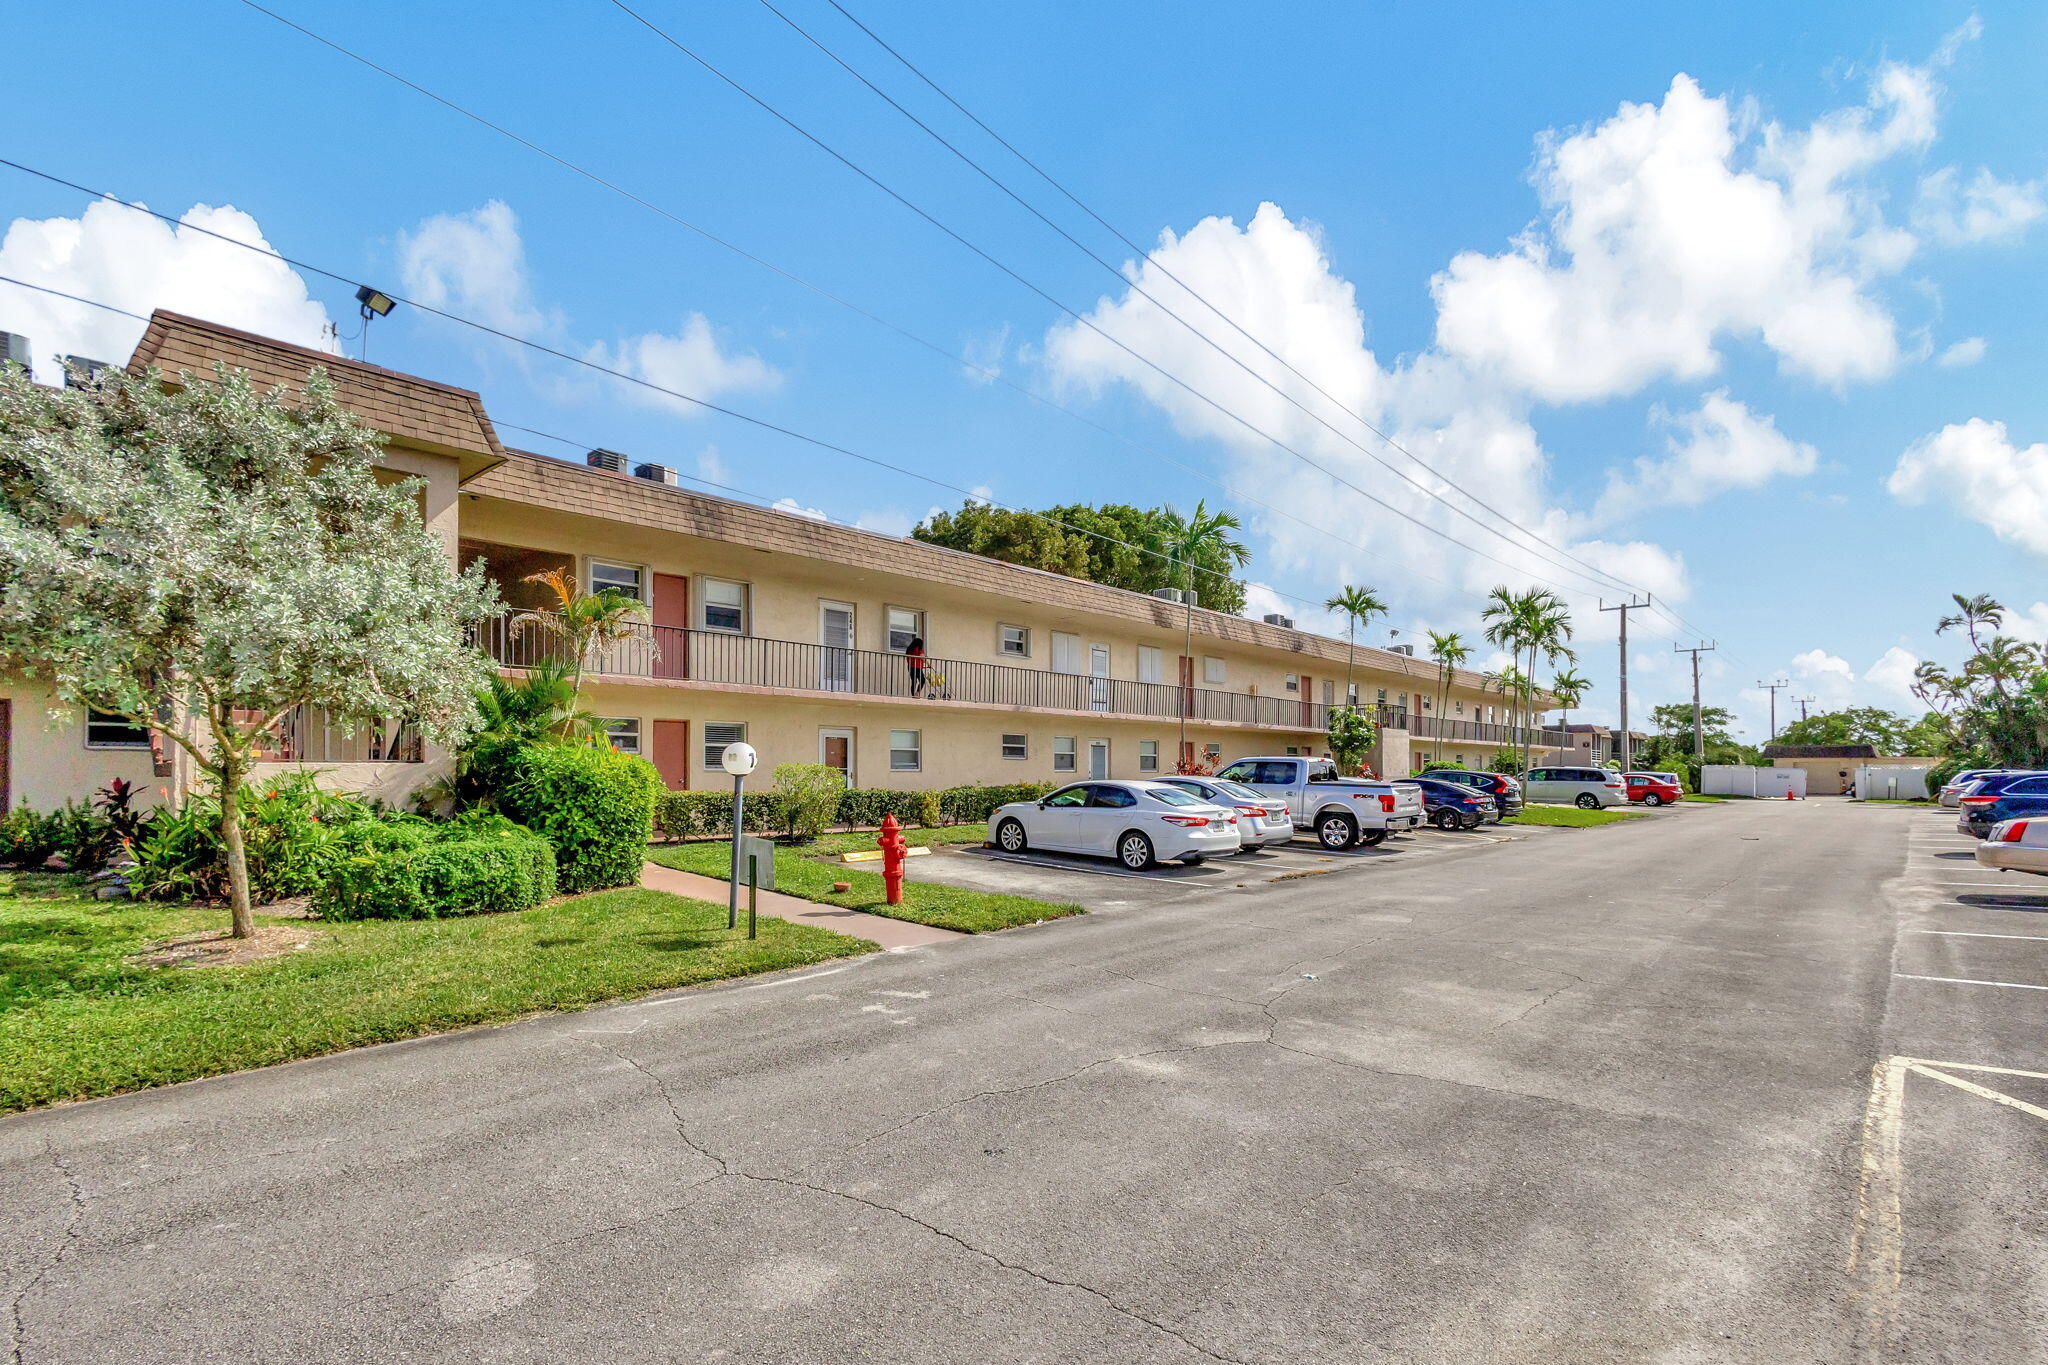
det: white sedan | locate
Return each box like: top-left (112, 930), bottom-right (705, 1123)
top-left (1156, 775), bottom-right (1297, 850)
top-left (1975, 817), bottom-right (2048, 877)
top-left (991, 780), bottom-right (1242, 870)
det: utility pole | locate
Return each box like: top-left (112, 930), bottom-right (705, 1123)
top-left (1796, 695), bottom-right (1815, 724)
top-left (1674, 641), bottom-right (1717, 764)
top-left (1757, 678), bottom-right (1791, 741)
top-left (1600, 596), bottom-right (1652, 775)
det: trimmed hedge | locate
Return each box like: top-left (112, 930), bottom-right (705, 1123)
top-left (314, 816), bottom-right (556, 921)
top-left (500, 742), bottom-right (661, 894)
top-left (652, 781), bottom-right (1056, 842)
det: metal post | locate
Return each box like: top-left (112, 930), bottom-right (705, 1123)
top-left (747, 855), bottom-right (758, 940)
top-left (727, 773), bottom-right (744, 930)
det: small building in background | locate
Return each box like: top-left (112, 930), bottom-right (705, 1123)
top-left (1762, 744), bottom-right (1939, 796)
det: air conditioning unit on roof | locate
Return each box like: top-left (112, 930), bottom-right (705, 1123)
top-left (61, 355), bottom-right (108, 388)
top-left (1261, 612), bottom-right (1295, 629)
top-left (632, 462), bottom-right (678, 485)
top-left (0, 332), bottom-right (31, 372)
top-left (586, 449), bottom-right (630, 474)
top-left (1151, 587), bottom-right (1194, 605)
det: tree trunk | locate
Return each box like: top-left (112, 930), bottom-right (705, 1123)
top-left (218, 761), bottom-right (255, 940)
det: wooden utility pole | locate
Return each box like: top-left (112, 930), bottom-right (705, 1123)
top-left (1757, 678), bottom-right (1791, 741)
top-left (1674, 641), bottom-right (1716, 763)
top-left (1600, 596), bottom-right (1652, 774)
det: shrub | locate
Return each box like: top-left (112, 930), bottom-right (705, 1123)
top-left (652, 790), bottom-right (787, 841)
top-left (0, 807), bottom-right (68, 868)
top-left (773, 763), bottom-right (844, 841)
top-left (499, 741), bottom-right (660, 893)
top-left (837, 786), bottom-right (926, 829)
top-left (314, 817), bottom-right (555, 921)
top-left (649, 781), bottom-right (1056, 842)
top-left (129, 773), bottom-right (379, 902)
top-left (941, 782), bottom-right (1055, 824)
top-left (915, 789), bottom-right (944, 828)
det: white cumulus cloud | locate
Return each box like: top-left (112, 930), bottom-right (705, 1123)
top-left (1590, 390), bottom-right (1818, 525)
top-left (586, 314), bottom-right (780, 417)
top-left (1864, 646), bottom-right (1922, 702)
top-left (1887, 418), bottom-right (2048, 556)
top-left (1793, 648), bottom-right (1855, 681)
top-left (0, 198), bottom-right (333, 385)
top-left (1913, 167), bottom-right (2048, 245)
top-left (1936, 336), bottom-right (1987, 368)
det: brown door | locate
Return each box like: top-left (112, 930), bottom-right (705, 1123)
top-left (1299, 674), bottom-right (1312, 726)
top-left (820, 729), bottom-right (854, 787)
top-left (651, 719), bottom-right (690, 791)
top-left (0, 698), bottom-right (10, 812)
top-left (652, 573), bottom-right (689, 679)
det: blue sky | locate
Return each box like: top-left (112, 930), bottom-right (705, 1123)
top-left (5, 0), bottom-right (2045, 738)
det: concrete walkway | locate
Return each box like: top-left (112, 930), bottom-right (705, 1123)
top-left (639, 860), bottom-right (960, 949)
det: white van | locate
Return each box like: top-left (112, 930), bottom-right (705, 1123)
top-left (1522, 765), bottom-right (1627, 809)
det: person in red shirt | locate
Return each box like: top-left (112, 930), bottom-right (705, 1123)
top-left (905, 635), bottom-right (928, 697)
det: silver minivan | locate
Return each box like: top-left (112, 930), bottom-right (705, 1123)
top-left (1522, 765), bottom-right (1628, 808)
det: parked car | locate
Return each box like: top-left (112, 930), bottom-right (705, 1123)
top-left (1411, 776), bottom-right (1499, 830)
top-left (1975, 817), bottom-right (2048, 876)
top-left (1624, 772), bottom-right (1683, 806)
top-left (1212, 756), bottom-right (1426, 850)
top-left (1421, 769), bottom-right (1524, 816)
top-left (1954, 771), bottom-right (2048, 837)
top-left (1939, 769), bottom-right (2006, 808)
top-left (1522, 765), bottom-right (1628, 809)
top-left (1158, 776), bottom-right (1296, 850)
top-left (991, 780), bottom-right (1241, 870)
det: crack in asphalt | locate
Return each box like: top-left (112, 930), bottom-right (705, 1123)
top-left (8, 1147), bottom-right (84, 1365)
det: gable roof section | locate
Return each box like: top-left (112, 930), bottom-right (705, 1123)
top-left (467, 448), bottom-right (1534, 697)
top-left (127, 311), bottom-right (506, 481)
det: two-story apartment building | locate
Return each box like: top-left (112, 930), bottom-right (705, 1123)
top-left (0, 312), bottom-right (1571, 812)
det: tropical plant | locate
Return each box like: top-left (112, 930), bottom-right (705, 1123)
top-left (1936, 593), bottom-right (2004, 653)
top-left (1324, 585), bottom-right (1389, 704)
top-left (421, 663), bottom-right (601, 813)
top-left (498, 741), bottom-right (661, 894)
top-left (1426, 630), bottom-right (1471, 766)
top-left (0, 361), bottom-right (498, 936)
top-left (772, 763), bottom-right (846, 842)
top-left (514, 569), bottom-right (653, 708)
top-left (1326, 705), bottom-right (1376, 775)
top-left (1482, 586), bottom-right (1575, 769)
top-left (1549, 667), bottom-right (1592, 748)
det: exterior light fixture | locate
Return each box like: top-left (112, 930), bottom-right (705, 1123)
top-left (721, 742), bottom-right (760, 929)
top-left (354, 285), bottom-right (396, 317)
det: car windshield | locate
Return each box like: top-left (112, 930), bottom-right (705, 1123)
top-left (1209, 780), bottom-right (1266, 802)
top-left (1145, 786), bottom-right (1205, 807)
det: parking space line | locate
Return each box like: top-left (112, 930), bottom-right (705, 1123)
top-left (1893, 973), bottom-right (2048, 991)
top-left (1910, 930), bottom-right (2048, 941)
top-left (962, 849), bottom-right (1176, 881)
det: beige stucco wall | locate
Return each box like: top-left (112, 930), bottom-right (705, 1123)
top-left (1771, 755), bottom-right (1938, 796)
top-left (0, 680), bottom-right (163, 812)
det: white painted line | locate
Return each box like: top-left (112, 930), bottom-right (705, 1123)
top-left (1910, 930), bottom-right (2048, 941)
top-left (1894, 973), bottom-right (2048, 991)
top-left (966, 849), bottom-right (1165, 881)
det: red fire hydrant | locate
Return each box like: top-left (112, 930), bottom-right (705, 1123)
top-left (878, 813), bottom-right (908, 906)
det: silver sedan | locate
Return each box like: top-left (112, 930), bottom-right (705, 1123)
top-left (1157, 775), bottom-right (1296, 850)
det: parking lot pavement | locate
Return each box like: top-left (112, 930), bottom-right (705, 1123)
top-left (915, 823), bottom-right (1537, 904)
top-left (5, 798), bottom-right (2040, 1362)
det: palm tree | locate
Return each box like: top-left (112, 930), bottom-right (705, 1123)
top-left (1937, 593), bottom-right (2005, 652)
top-left (1548, 667), bottom-right (1591, 758)
top-left (1426, 630), bottom-right (1471, 766)
top-left (515, 568), bottom-right (653, 720)
top-left (1966, 635), bottom-right (2039, 699)
top-left (1148, 500), bottom-right (1251, 763)
top-left (1324, 585), bottom-right (1390, 707)
top-left (1521, 591), bottom-right (1575, 769)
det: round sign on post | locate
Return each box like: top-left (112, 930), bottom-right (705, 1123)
top-left (721, 742), bottom-right (758, 930)
top-left (720, 742), bottom-right (758, 777)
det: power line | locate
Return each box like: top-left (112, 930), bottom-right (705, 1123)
top-left (0, 274), bottom-right (151, 323)
top-left (599, 0), bottom-right (1655, 606)
top-left (770, 0), bottom-right (1646, 602)
top-left (220, 1), bottom-right (1626, 620)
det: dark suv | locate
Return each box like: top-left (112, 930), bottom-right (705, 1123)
top-left (1422, 769), bottom-right (1524, 816)
top-left (1411, 776), bottom-right (1499, 830)
top-left (1955, 771), bottom-right (2048, 836)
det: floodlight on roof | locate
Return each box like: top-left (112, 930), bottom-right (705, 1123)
top-left (354, 285), bottom-right (395, 318)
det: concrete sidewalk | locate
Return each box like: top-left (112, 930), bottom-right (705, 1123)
top-left (639, 860), bottom-right (960, 949)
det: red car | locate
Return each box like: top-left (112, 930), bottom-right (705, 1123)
top-left (1623, 772), bottom-right (1682, 807)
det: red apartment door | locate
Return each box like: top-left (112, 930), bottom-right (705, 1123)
top-left (0, 698), bottom-right (10, 812)
top-left (1299, 674), bottom-right (1313, 727)
top-left (652, 573), bottom-right (689, 679)
top-left (651, 720), bottom-right (690, 791)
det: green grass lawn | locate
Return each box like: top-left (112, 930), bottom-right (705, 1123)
top-left (648, 839), bottom-right (1082, 935)
top-left (1503, 805), bottom-right (1649, 828)
top-left (799, 824), bottom-right (993, 856)
top-left (0, 872), bottom-right (876, 1114)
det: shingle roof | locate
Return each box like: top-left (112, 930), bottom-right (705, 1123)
top-left (467, 448), bottom-right (1533, 696)
top-left (1763, 744), bottom-right (1880, 758)
top-left (127, 311), bottom-right (506, 480)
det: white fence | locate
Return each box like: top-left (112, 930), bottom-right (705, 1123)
top-left (1854, 764), bottom-right (1935, 801)
top-left (1703, 764), bottom-right (1807, 798)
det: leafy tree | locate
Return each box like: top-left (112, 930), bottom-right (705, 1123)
top-left (1649, 702), bottom-right (1738, 745)
top-left (1324, 585), bottom-right (1389, 705)
top-left (0, 362), bottom-right (497, 937)
top-left (1913, 596), bottom-right (2048, 770)
top-left (1770, 706), bottom-right (1919, 749)
top-left (1142, 498), bottom-right (1252, 616)
top-left (1326, 705), bottom-right (1376, 775)
top-left (1482, 587), bottom-right (1574, 770)
top-left (911, 502), bottom-right (1088, 578)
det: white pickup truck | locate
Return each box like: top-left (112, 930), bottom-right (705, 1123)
top-left (1212, 756), bottom-right (1426, 850)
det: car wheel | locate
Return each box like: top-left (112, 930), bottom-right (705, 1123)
top-left (1433, 808), bottom-right (1463, 831)
top-left (1181, 854), bottom-right (1206, 867)
top-left (995, 818), bottom-right (1027, 853)
top-left (1576, 793), bottom-right (1599, 809)
top-left (1355, 828), bottom-right (1387, 847)
top-left (1462, 814), bottom-right (1482, 831)
top-left (1642, 793), bottom-right (1664, 807)
top-left (1118, 831), bottom-right (1155, 871)
top-left (1317, 812), bottom-right (1358, 850)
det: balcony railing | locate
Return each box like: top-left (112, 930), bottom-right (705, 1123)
top-left (481, 615), bottom-right (1337, 731)
top-left (1409, 711), bottom-right (1573, 750)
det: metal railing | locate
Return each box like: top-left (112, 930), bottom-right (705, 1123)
top-left (249, 707), bottom-right (422, 763)
top-left (1409, 711), bottom-right (1572, 749)
top-left (481, 614), bottom-right (1338, 731)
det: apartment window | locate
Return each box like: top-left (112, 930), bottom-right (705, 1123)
top-left (998, 624), bottom-right (1030, 657)
top-left (1137, 646), bottom-right (1165, 685)
top-left (1139, 739), bottom-right (1159, 773)
top-left (602, 717), bottom-right (642, 755)
top-left (1284, 674), bottom-right (1299, 693)
top-left (1203, 743), bottom-right (1222, 762)
top-left (1053, 736), bottom-right (1076, 773)
top-left (701, 577), bottom-right (749, 633)
top-left (590, 560), bottom-right (644, 602)
top-left (702, 721), bottom-right (747, 768)
top-left (1376, 688), bottom-right (1388, 704)
top-left (885, 606), bottom-right (926, 653)
top-left (85, 709), bottom-right (150, 750)
top-left (1397, 693), bottom-right (1408, 709)
top-left (1000, 733), bottom-right (1028, 761)
top-left (1321, 680), bottom-right (1335, 706)
top-left (1285, 745), bottom-right (1300, 756)
top-left (1456, 700), bottom-right (1465, 716)
top-left (1051, 631), bottom-right (1083, 674)
top-left (1203, 656), bottom-right (1226, 685)
top-left (1346, 683), bottom-right (1359, 706)
top-left (889, 729), bottom-right (922, 772)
